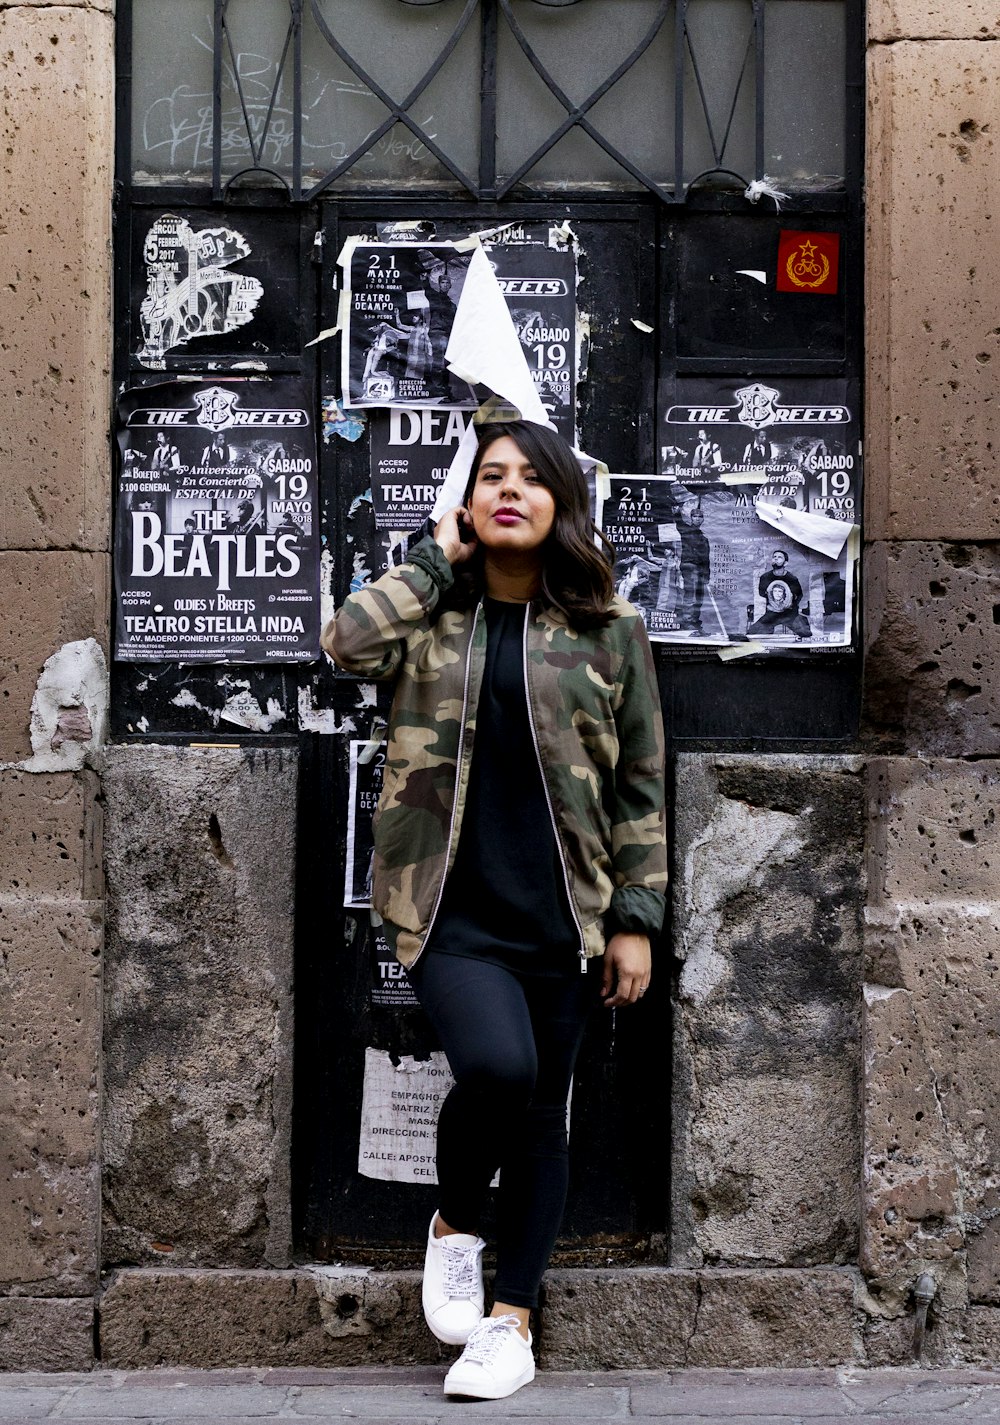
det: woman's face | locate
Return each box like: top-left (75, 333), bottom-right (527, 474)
top-left (466, 435), bottom-right (557, 555)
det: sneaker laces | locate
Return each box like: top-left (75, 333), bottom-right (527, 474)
top-left (461, 1314), bottom-right (522, 1364)
top-left (441, 1239), bottom-right (483, 1299)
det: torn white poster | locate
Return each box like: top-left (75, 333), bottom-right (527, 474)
top-left (358, 1048), bottom-right (452, 1184)
top-left (432, 247), bottom-right (554, 521)
top-left (138, 215), bottom-right (263, 366)
top-left (444, 246), bottom-right (550, 425)
top-left (753, 499), bottom-right (855, 559)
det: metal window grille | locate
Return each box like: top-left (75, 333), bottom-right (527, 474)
top-left (126, 0), bottom-right (852, 204)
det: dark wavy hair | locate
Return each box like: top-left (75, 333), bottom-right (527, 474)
top-left (451, 421), bottom-right (615, 630)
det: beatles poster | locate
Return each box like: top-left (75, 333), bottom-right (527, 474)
top-left (114, 379), bottom-right (319, 662)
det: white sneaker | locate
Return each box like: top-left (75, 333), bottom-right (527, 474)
top-left (421, 1211), bottom-right (485, 1345)
top-left (443, 1313), bottom-right (535, 1400)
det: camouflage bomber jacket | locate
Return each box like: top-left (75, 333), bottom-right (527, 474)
top-left (321, 537), bottom-right (668, 970)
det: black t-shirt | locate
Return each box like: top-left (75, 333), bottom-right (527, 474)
top-left (423, 598), bottom-right (580, 973)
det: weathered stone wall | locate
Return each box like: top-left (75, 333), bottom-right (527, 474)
top-left (102, 747), bottom-right (297, 1272)
top-left (671, 756), bottom-right (864, 1271)
top-left (863, 2), bottom-right (1000, 1365)
top-left (0, 0), bottom-right (113, 1372)
top-left (3, 0), bottom-right (1000, 1377)
top-left (863, 760), bottom-right (1000, 1363)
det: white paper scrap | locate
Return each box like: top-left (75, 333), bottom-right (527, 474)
top-left (753, 500), bottom-right (856, 559)
top-left (433, 420), bottom-right (480, 520)
top-left (453, 220), bottom-right (519, 253)
top-left (305, 324), bottom-right (340, 349)
top-left (736, 270), bottom-right (768, 285)
top-left (445, 247), bottom-right (550, 424)
top-left (357, 1048), bottom-right (453, 1184)
top-left (432, 246), bottom-right (553, 519)
top-left (718, 641), bottom-right (766, 661)
top-left (631, 319), bottom-right (655, 333)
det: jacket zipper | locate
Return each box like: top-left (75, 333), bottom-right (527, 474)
top-left (411, 599), bottom-right (482, 968)
top-left (522, 605), bottom-right (588, 972)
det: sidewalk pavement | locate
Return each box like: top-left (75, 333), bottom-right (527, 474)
top-left (1, 1367), bottom-right (1000, 1424)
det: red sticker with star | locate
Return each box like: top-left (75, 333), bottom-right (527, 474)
top-left (776, 231), bottom-right (840, 295)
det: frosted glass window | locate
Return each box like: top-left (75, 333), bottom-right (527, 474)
top-left (765, 2), bottom-right (846, 183)
top-left (130, 0), bottom-right (847, 193)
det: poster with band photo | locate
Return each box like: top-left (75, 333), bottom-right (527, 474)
top-left (597, 472), bottom-right (857, 649)
top-left (344, 239), bottom-right (578, 425)
top-left (114, 378), bottom-right (319, 662)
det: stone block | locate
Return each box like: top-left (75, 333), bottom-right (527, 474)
top-left (541, 1268), bottom-right (857, 1369)
top-left (968, 1208), bottom-right (1000, 1305)
top-left (99, 1268), bottom-right (451, 1368)
top-left (688, 1270), bottom-right (858, 1368)
top-left (0, 771), bottom-right (101, 899)
top-left (864, 543), bottom-right (1000, 755)
top-left (870, 2), bottom-right (1000, 41)
top-left (957, 1306), bottom-right (1000, 1364)
top-left (0, 6), bottom-right (112, 552)
top-left (12, 0), bottom-right (113, 7)
top-left (864, 759), bottom-right (1000, 1318)
top-left (99, 1266), bottom-right (859, 1371)
top-left (670, 756), bottom-right (864, 1269)
top-left (102, 747), bottom-right (297, 1270)
top-left (863, 905), bottom-right (1000, 1316)
top-left (867, 759), bottom-right (1000, 913)
top-left (0, 901), bottom-right (101, 1294)
top-left (866, 42), bottom-right (1000, 540)
top-left (0, 552), bottom-right (109, 763)
top-left (862, 984), bottom-right (967, 1315)
top-left (540, 1268), bottom-right (698, 1368)
top-left (0, 1297), bottom-right (94, 1372)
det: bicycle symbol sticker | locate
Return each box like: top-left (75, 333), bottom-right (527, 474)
top-left (776, 230), bottom-right (840, 296)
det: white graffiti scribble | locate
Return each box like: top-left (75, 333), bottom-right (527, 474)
top-left (139, 32), bottom-right (439, 179)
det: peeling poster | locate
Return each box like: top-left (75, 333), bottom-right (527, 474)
top-left (370, 922), bottom-right (417, 1009)
top-left (598, 469), bottom-right (856, 650)
top-left (358, 1048), bottom-right (451, 1184)
top-left (345, 738), bottom-right (384, 909)
top-left (602, 377), bottom-right (860, 650)
top-left (138, 214), bottom-right (264, 366)
top-left (342, 235), bottom-right (577, 429)
top-left (115, 379), bottom-right (319, 663)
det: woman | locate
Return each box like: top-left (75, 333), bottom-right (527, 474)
top-left (323, 421), bottom-right (666, 1400)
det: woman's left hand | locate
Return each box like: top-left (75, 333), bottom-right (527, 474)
top-left (601, 933), bottom-right (651, 1008)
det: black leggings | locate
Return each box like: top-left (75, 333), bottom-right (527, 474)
top-left (406, 952), bottom-right (597, 1309)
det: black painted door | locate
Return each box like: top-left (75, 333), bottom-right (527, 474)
top-left (293, 199), bottom-right (666, 1264)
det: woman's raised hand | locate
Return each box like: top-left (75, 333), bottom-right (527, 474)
top-left (434, 506), bottom-right (478, 566)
